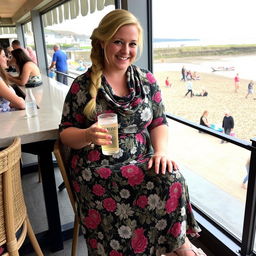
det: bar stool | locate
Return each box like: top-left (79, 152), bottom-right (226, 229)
top-left (0, 137), bottom-right (43, 256)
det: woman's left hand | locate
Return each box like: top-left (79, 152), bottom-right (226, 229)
top-left (147, 154), bottom-right (179, 174)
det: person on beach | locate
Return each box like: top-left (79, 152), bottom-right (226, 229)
top-left (245, 80), bottom-right (253, 99)
top-left (234, 73), bottom-right (240, 93)
top-left (181, 65), bottom-right (186, 81)
top-left (221, 110), bottom-right (234, 143)
top-left (165, 76), bottom-right (172, 87)
top-left (59, 9), bottom-right (206, 256)
top-left (241, 158), bottom-right (250, 189)
top-left (184, 79), bottom-right (193, 97)
top-left (199, 110), bottom-right (210, 133)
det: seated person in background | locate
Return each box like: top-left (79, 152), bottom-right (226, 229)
top-left (195, 87), bottom-right (208, 96)
top-left (0, 47), bottom-right (25, 112)
top-left (192, 71), bottom-right (200, 80)
top-left (7, 48), bottom-right (42, 87)
top-left (5, 46), bottom-right (16, 72)
top-left (199, 110), bottom-right (210, 132)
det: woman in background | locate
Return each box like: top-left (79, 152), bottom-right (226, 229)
top-left (0, 47), bottom-right (25, 112)
top-left (7, 48), bottom-right (41, 87)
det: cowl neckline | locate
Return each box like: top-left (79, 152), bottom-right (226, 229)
top-left (99, 65), bottom-right (146, 116)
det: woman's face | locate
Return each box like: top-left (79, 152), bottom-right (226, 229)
top-left (103, 24), bottom-right (139, 72)
top-left (0, 50), bottom-right (8, 69)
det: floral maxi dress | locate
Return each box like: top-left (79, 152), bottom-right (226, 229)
top-left (60, 65), bottom-right (201, 256)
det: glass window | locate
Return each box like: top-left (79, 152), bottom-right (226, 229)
top-left (152, 0), bottom-right (255, 241)
top-left (42, 3), bottom-right (115, 85)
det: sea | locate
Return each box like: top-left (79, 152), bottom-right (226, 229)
top-left (153, 38), bottom-right (256, 81)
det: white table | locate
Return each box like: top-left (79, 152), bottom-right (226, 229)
top-left (0, 74), bottom-right (69, 252)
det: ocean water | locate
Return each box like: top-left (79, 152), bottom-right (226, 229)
top-left (154, 54), bottom-right (256, 81)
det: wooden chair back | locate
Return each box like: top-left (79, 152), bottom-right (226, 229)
top-left (53, 139), bottom-right (80, 256)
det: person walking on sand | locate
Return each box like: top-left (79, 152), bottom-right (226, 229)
top-left (181, 65), bottom-right (186, 81)
top-left (241, 158), bottom-right (250, 189)
top-left (234, 73), bottom-right (240, 93)
top-left (221, 110), bottom-right (234, 143)
top-left (165, 76), bottom-right (172, 87)
top-left (184, 79), bottom-right (193, 97)
top-left (245, 80), bottom-right (254, 98)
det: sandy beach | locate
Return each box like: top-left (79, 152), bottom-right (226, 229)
top-left (154, 70), bottom-right (256, 142)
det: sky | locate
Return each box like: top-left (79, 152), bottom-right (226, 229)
top-left (47, 0), bottom-right (256, 43)
top-left (152, 0), bottom-right (256, 42)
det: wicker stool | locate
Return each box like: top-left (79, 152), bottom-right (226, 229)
top-left (0, 137), bottom-right (43, 256)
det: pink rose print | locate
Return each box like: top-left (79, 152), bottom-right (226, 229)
top-left (146, 72), bottom-right (156, 84)
top-left (75, 114), bottom-right (85, 123)
top-left (71, 155), bottom-right (79, 169)
top-left (96, 168), bottom-right (112, 179)
top-left (92, 184), bottom-right (106, 196)
top-left (103, 198), bottom-right (117, 212)
top-left (136, 195), bottom-right (148, 208)
top-left (135, 133), bottom-right (145, 144)
top-left (169, 182), bottom-right (182, 199)
top-left (168, 222), bottom-right (181, 238)
top-left (121, 165), bottom-right (142, 178)
top-left (87, 150), bottom-right (100, 162)
top-left (62, 121), bottom-right (73, 126)
top-left (165, 198), bottom-right (179, 213)
top-left (88, 238), bottom-right (98, 249)
top-left (70, 83), bottom-right (80, 94)
top-left (152, 91), bottom-right (162, 103)
top-left (128, 170), bottom-right (145, 186)
top-left (131, 228), bottom-right (148, 253)
top-left (144, 121), bottom-right (151, 129)
top-left (109, 250), bottom-right (123, 256)
top-left (72, 181), bottom-right (80, 193)
top-left (187, 202), bottom-right (192, 213)
top-left (83, 209), bottom-right (101, 229)
top-left (131, 97), bottom-right (143, 107)
top-left (150, 117), bottom-right (164, 129)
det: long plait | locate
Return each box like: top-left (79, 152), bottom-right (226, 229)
top-left (83, 39), bottom-right (103, 119)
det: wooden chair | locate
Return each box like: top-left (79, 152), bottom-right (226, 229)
top-left (53, 139), bottom-right (80, 256)
top-left (0, 137), bottom-right (43, 256)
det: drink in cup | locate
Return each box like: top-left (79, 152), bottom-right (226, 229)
top-left (98, 113), bottom-right (119, 155)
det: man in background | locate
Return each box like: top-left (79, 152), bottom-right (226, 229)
top-left (11, 40), bottom-right (30, 57)
top-left (49, 44), bottom-right (68, 85)
top-left (221, 110), bottom-right (234, 143)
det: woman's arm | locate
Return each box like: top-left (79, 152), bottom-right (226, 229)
top-left (202, 116), bottom-right (210, 126)
top-left (7, 62), bottom-right (33, 86)
top-left (60, 124), bottom-right (112, 150)
top-left (148, 124), bottom-right (178, 174)
top-left (0, 80), bottom-right (25, 109)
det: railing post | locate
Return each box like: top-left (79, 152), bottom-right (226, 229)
top-left (240, 138), bottom-right (256, 256)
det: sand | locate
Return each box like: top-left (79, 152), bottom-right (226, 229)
top-left (154, 70), bottom-right (256, 142)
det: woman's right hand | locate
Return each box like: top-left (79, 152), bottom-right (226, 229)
top-left (85, 123), bottom-right (112, 146)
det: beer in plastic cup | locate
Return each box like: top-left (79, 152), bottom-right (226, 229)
top-left (98, 113), bottom-right (119, 155)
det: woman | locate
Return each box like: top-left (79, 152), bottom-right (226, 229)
top-left (0, 47), bottom-right (25, 112)
top-left (200, 111), bottom-right (210, 127)
top-left (60, 10), bottom-right (206, 256)
top-left (7, 48), bottom-right (42, 87)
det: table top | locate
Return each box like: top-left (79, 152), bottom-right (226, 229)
top-left (0, 75), bottom-right (69, 147)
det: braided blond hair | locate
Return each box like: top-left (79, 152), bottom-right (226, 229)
top-left (83, 9), bottom-right (143, 119)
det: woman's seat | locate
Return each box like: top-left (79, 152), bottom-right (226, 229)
top-left (53, 139), bottom-right (80, 256)
top-left (0, 137), bottom-right (43, 255)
